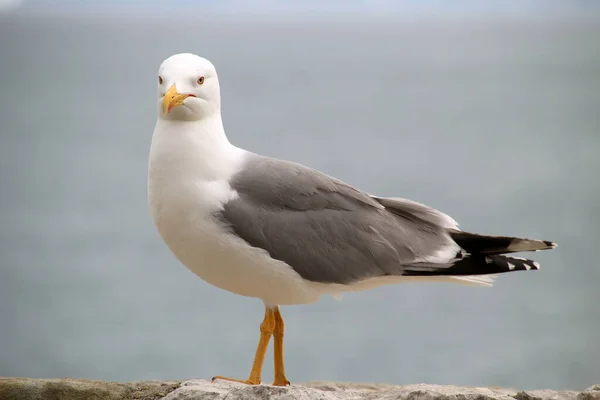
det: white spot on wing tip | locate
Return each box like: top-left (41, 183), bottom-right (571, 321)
top-left (485, 257), bottom-right (493, 264)
top-left (532, 261), bottom-right (541, 269)
top-left (507, 262), bottom-right (516, 270)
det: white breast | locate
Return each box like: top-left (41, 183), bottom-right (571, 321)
top-left (147, 119), bottom-right (322, 306)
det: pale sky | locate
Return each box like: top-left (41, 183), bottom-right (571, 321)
top-left (3, 0), bottom-right (599, 15)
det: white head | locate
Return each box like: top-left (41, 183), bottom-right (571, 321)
top-left (157, 53), bottom-right (221, 121)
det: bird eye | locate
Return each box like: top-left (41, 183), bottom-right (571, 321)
top-left (197, 76), bottom-right (205, 85)
top-left (158, 76), bottom-right (163, 84)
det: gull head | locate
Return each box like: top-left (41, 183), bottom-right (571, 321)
top-left (157, 53), bottom-right (221, 121)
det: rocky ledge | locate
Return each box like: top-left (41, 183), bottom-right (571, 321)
top-left (0, 378), bottom-right (598, 400)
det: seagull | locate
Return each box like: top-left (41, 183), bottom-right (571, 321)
top-left (148, 53), bottom-right (557, 386)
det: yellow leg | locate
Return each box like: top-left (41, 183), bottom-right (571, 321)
top-left (272, 307), bottom-right (290, 386)
top-left (212, 307), bottom-right (275, 385)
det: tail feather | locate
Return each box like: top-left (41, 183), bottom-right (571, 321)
top-left (402, 231), bottom-right (557, 278)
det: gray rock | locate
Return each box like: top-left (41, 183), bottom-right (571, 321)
top-left (0, 378), bottom-right (180, 400)
top-left (577, 385), bottom-right (600, 400)
top-left (166, 381), bottom-right (582, 400)
top-left (0, 378), bottom-right (595, 400)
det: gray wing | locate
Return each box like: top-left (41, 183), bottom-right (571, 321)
top-left (217, 153), bottom-right (458, 285)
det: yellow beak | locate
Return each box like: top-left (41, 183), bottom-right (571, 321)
top-left (162, 84), bottom-right (192, 115)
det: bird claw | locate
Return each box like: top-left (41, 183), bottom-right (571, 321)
top-left (211, 375), bottom-right (289, 387)
top-left (211, 376), bottom-right (260, 385)
top-left (272, 378), bottom-right (290, 387)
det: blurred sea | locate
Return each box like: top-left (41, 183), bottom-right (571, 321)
top-left (0, 12), bottom-right (599, 390)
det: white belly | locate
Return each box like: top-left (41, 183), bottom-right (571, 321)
top-left (150, 180), bottom-right (324, 306)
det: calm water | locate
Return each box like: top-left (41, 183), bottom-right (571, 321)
top-left (0, 12), bottom-right (599, 390)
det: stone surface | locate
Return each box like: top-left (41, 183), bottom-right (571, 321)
top-left (578, 385), bottom-right (600, 400)
top-left (0, 378), bottom-right (180, 400)
top-left (0, 378), bottom-right (596, 400)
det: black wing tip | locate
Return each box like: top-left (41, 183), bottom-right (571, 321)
top-left (487, 255), bottom-right (541, 271)
top-left (451, 231), bottom-right (557, 255)
top-left (402, 254), bottom-right (542, 277)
